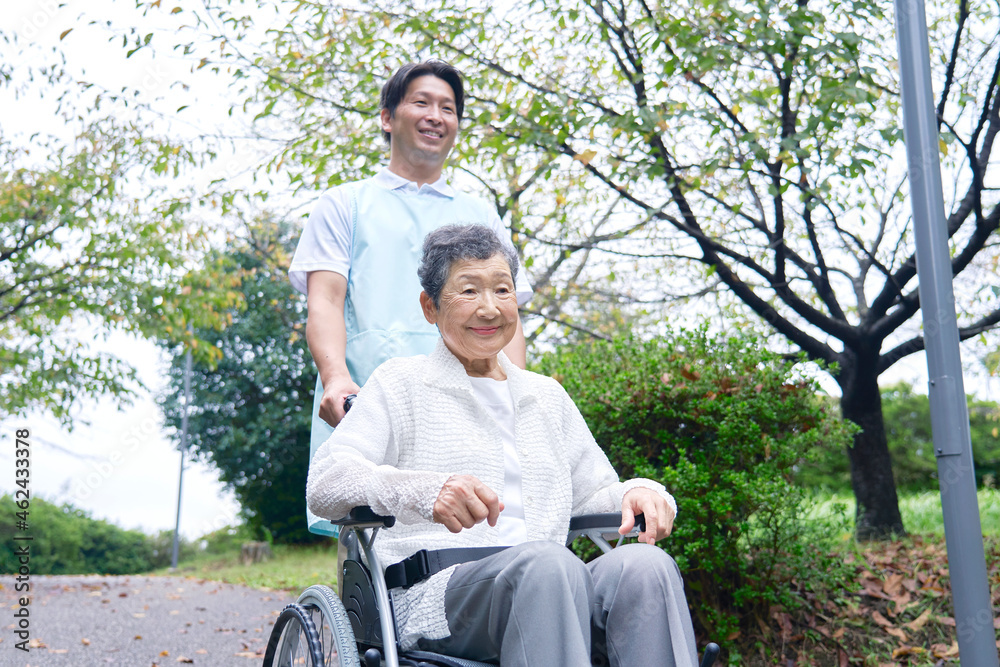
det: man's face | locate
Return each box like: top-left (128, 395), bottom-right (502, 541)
top-left (381, 75), bottom-right (459, 176)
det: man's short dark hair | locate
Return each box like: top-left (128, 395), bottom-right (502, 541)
top-left (379, 60), bottom-right (465, 144)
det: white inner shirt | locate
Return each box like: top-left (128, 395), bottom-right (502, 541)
top-left (468, 376), bottom-right (529, 545)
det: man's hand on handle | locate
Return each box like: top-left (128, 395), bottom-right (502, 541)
top-left (433, 475), bottom-right (504, 533)
top-left (318, 376), bottom-right (361, 427)
top-left (620, 487), bottom-right (675, 545)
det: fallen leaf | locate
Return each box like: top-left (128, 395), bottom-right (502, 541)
top-left (170, 610), bottom-right (180, 615)
top-left (891, 646), bottom-right (925, 658)
top-left (234, 651), bottom-right (260, 658)
top-left (886, 626), bottom-right (908, 641)
top-left (861, 579), bottom-right (893, 600)
top-left (176, 657), bottom-right (193, 663)
top-left (904, 608), bottom-right (933, 631)
top-left (48, 649), bottom-right (69, 654)
top-left (29, 638), bottom-right (47, 648)
top-left (931, 641), bottom-right (959, 658)
top-left (872, 610), bottom-right (893, 627)
top-left (82, 638), bottom-right (91, 646)
top-left (832, 627), bottom-right (846, 640)
top-left (134, 635), bottom-right (143, 640)
top-left (883, 573), bottom-right (904, 597)
top-left (938, 615), bottom-right (956, 627)
top-left (195, 649), bottom-right (208, 654)
top-left (134, 613), bottom-right (146, 618)
top-left (160, 650), bottom-right (170, 657)
top-left (773, 611), bottom-right (793, 642)
top-left (890, 590), bottom-right (912, 613)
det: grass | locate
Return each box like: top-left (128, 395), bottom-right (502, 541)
top-left (152, 541), bottom-right (339, 591)
top-left (808, 487), bottom-right (1000, 537)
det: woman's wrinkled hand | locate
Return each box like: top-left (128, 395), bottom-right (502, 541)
top-left (433, 475), bottom-right (504, 533)
top-left (620, 487), bottom-right (675, 545)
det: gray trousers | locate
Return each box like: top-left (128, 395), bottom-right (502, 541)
top-left (415, 541), bottom-right (699, 667)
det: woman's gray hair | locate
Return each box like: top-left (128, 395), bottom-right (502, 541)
top-left (418, 224), bottom-right (518, 306)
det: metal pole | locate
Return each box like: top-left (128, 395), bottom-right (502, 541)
top-left (892, 0), bottom-right (999, 663)
top-left (171, 343), bottom-right (193, 570)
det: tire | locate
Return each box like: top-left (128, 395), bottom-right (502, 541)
top-left (263, 603), bottom-right (326, 667)
top-left (297, 585), bottom-right (361, 666)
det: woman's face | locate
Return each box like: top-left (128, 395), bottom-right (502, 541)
top-left (420, 254), bottom-right (519, 372)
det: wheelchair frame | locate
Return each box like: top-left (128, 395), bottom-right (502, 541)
top-left (264, 506), bottom-right (719, 667)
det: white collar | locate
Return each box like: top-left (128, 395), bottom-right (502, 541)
top-left (374, 168), bottom-right (455, 198)
top-left (424, 339), bottom-right (536, 410)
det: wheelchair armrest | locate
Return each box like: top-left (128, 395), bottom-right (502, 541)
top-left (568, 513), bottom-right (646, 533)
top-left (566, 512), bottom-right (645, 550)
top-left (330, 506), bottom-right (396, 529)
top-left (569, 512), bottom-right (646, 534)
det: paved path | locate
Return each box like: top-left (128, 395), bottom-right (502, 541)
top-left (0, 575), bottom-right (297, 667)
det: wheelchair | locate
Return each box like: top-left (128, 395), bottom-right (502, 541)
top-left (263, 506), bottom-right (720, 667)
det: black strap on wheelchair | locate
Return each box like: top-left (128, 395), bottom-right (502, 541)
top-left (384, 547), bottom-right (508, 590)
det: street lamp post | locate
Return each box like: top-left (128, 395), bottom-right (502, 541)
top-left (893, 0), bottom-right (1000, 662)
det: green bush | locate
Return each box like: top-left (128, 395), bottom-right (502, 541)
top-left (197, 523), bottom-right (257, 555)
top-left (535, 327), bottom-right (856, 645)
top-left (146, 529), bottom-right (198, 570)
top-left (0, 495), bottom-right (170, 575)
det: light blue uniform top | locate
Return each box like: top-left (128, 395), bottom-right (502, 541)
top-left (289, 169), bottom-right (532, 536)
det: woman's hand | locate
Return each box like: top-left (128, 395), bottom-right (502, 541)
top-left (620, 487), bottom-right (675, 545)
top-left (433, 475), bottom-right (504, 533)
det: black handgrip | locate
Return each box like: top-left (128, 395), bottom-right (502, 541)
top-left (344, 393), bottom-right (357, 412)
top-left (700, 642), bottom-right (720, 667)
top-left (331, 506), bottom-right (396, 528)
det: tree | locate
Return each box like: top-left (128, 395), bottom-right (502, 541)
top-left (160, 218), bottom-right (321, 544)
top-left (0, 39), bottom-right (237, 424)
top-left (128, 0), bottom-right (1000, 539)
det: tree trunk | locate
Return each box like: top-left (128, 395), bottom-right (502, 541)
top-left (838, 350), bottom-right (907, 541)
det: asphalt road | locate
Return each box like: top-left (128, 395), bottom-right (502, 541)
top-left (0, 575), bottom-right (297, 667)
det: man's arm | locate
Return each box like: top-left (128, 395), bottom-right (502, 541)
top-left (306, 270), bottom-right (361, 427)
top-left (503, 314), bottom-right (527, 369)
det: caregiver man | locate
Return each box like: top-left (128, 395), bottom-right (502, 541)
top-left (289, 59), bottom-right (533, 537)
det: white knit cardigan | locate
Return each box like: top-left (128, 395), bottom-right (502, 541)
top-left (306, 339), bottom-right (676, 648)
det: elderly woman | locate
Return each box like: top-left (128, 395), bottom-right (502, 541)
top-left (307, 225), bottom-right (698, 666)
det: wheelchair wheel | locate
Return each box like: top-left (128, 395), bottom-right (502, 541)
top-left (263, 603), bottom-right (326, 666)
top-left (297, 584), bottom-right (361, 666)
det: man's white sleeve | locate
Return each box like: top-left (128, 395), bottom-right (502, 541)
top-left (288, 186), bottom-right (354, 295)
